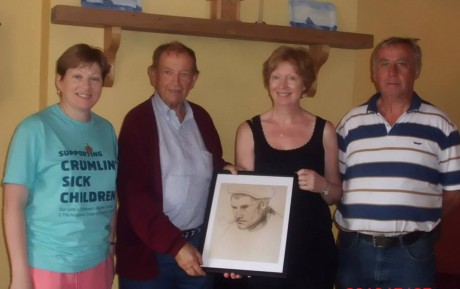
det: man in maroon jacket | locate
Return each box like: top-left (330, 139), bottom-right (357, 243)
top-left (116, 41), bottom-right (235, 289)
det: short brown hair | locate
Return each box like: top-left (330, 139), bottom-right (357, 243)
top-left (56, 43), bottom-right (110, 81)
top-left (262, 46), bottom-right (316, 94)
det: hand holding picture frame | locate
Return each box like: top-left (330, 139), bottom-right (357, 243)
top-left (200, 172), bottom-right (294, 277)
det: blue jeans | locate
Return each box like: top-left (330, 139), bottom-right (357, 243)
top-left (336, 231), bottom-right (437, 289)
top-left (119, 232), bottom-right (212, 289)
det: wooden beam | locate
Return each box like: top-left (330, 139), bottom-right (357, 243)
top-left (51, 5), bottom-right (373, 49)
top-left (103, 26), bottom-right (121, 87)
top-left (51, 5), bottom-right (373, 91)
top-left (307, 44), bottom-right (330, 97)
top-left (210, 0), bottom-right (241, 21)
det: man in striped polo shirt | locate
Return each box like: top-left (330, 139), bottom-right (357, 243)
top-left (335, 37), bottom-right (460, 289)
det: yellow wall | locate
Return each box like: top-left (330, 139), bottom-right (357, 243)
top-left (354, 0), bottom-right (460, 127)
top-left (1, 0), bottom-right (44, 284)
top-left (1, 0), bottom-right (459, 288)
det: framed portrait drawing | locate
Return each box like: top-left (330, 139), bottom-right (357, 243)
top-left (200, 172), bottom-right (294, 277)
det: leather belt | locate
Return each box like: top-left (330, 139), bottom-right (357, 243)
top-left (182, 227), bottom-right (201, 239)
top-left (343, 229), bottom-right (435, 248)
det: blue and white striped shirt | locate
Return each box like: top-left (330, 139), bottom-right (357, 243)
top-left (335, 93), bottom-right (460, 235)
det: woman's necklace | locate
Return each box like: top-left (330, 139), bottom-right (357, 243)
top-left (278, 123), bottom-right (288, 137)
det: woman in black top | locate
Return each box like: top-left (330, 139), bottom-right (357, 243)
top-left (218, 46), bottom-right (342, 289)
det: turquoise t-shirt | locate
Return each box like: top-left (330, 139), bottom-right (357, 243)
top-left (3, 104), bottom-right (118, 273)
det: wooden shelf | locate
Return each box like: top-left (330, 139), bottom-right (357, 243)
top-left (51, 5), bottom-right (373, 94)
top-left (51, 5), bottom-right (372, 49)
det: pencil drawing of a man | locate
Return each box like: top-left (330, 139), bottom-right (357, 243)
top-left (209, 184), bottom-right (284, 263)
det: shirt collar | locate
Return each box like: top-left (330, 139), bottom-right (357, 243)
top-left (366, 92), bottom-right (422, 114)
top-left (152, 93), bottom-right (193, 124)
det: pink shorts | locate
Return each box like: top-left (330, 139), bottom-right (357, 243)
top-left (30, 255), bottom-right (114, 289)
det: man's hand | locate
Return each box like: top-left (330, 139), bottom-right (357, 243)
top-left (175, 242), bottom-right (206, 276)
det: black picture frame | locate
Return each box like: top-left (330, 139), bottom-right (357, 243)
top-left (200, 171), bottom-right (294, 277)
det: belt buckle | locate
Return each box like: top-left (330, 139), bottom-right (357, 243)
top-left (372, 236), bottom-right (387, 248)
top-left (182, 227), bottom-right (201, 239)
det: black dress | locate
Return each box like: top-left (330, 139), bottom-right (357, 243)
top-left (215, 115), bottom-right (337, 289)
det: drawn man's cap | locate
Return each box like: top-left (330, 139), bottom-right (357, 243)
top-left (227, 185), bottom-right (275, 199)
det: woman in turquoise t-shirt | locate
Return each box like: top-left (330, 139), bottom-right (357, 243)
top-left (3, 44), bottom-right (118, 289)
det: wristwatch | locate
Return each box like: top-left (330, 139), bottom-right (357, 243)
top-left (321, 182), bottom-right (330, 197)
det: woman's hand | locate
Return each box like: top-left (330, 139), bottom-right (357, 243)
top-left (296, 168), bottom-right (342, 205)
top-left (223, 272), bottom-right (246, 279)
top-left (297, 169), bottom-right (328, 193)
top-left (223, 164), bottom-right (244, 175)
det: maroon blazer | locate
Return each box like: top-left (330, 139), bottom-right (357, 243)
top-left (116, 97), bottom-right (228, 280)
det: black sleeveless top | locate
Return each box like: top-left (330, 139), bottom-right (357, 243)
top-left (241, 115), bottom-right (337, 289)
top-left (248, 115), bottom-right (332, 232)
